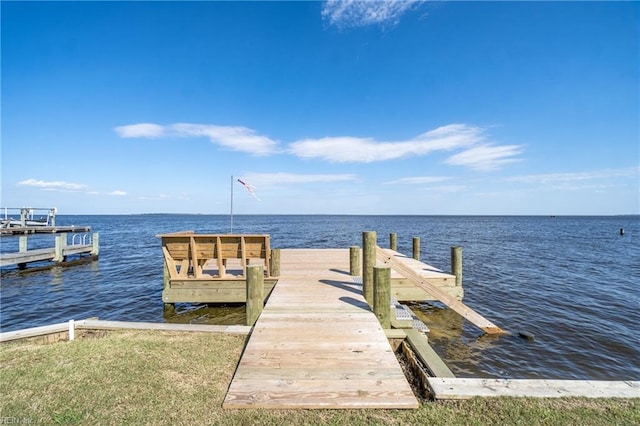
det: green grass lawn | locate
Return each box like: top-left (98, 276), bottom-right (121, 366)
top-left (1, 330), bottom-right (637, 425)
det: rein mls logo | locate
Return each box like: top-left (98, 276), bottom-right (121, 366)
top-left (0, 418), bottom-right (36, 425)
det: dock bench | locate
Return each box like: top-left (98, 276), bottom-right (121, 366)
top-left (157, 233), bottom-right (277, 304)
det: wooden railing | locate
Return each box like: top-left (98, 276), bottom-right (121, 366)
top-left (158, 233), bottom-right (271, 280)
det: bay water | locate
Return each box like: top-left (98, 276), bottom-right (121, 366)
top-left (1, 214), bottom-right (638, 381)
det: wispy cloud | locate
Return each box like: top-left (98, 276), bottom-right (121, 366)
top-left (18, 178), bottom-right (88, 192)
top-left (114, 123), bottom-right (278, 156)
top-left (114, 123), bottom-right (165, 138)
top-left (171, 123), bottom-right (278, 156)
top-left (18, 178), bottom-right (130, 197)
top-left (505, 167), bottom-right (639, 185)
top-left (445, 144), bottom-right (524, 171)
top-left (241, 172), bottom-right (358, 186)
top-left (289, 124), bottom-right (517, 167)
top-left (384, 176), bottom-right (451, 185)
top-left (116, 122), bottom-right (523, 171)
top-left (322, 0), bottom-right (425, 28)
top-left (138, 194), bottom-right (190, 201)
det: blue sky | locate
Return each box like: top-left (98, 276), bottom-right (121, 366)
top-left (2, 1), bottom-right (638, 215)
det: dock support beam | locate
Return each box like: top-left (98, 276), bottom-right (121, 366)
top-left (270, 248), bottom-right (281, 277)
top-left (349, 246), bottom-right (360, 276)
top-left (362, 231), bottom-right (376, 305)
top-left (451, 246), bottom-right (462, 287)
top-left (246, 265), bottom-right (264, 326)
top-left (413, 237), bottom-right (420, 260)
top-left (373, 266), bottom-right (391, 329)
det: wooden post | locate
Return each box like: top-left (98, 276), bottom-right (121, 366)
top-left (163, 303), bottom-right (175, 315)
top-left (270, 248), bottom-right (280, 277)
top-left (54, 233), bottom-right (67, 263)
top-left (19, 236), bottom-right (27, 253)
top-left (451, 246), bottom-right (462, 287)
top-left (374, 266), bottom-right (391, 329)
top-left (91, 233), bottom-right (100, 257)
top-left (413, 237), bottom-right (420, 260)
top-left (163, 258), bottom-right (170, 291)
top-left (390, 233), bottom-right (397, 251)
top-left (349, 246), bottom-right (360, 276)
top-left (20, 208), bottom-right (27, 227)
top-left (362, 231), bottom-right (377, 305)
top-left (246, 265), bottom-right (264, 326)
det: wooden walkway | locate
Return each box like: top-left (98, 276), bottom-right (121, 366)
top-left (0, 244), bottom-right (94, 268)
top-left (223, 249), bottom-right (419, 409)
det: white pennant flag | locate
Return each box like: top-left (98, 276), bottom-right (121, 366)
top-left (237, 178), bottom-right (261, 201)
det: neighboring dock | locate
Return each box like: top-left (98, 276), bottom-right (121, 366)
top-left (0, 238), bottom-right (98, 269)
top-left (1, 211), bottom-right (98, 270)
top-left (1, 225), bottom-right (91, 236)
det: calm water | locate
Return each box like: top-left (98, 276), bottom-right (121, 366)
top-left (1, 215), bottom-right (638, 381)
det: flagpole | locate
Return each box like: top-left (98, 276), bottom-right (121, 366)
top-left (230, 175), bottom-right (234, 233)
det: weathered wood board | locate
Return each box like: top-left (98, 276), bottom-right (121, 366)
top-left (427, 378), bottom-right (640, 399)
top-left (0, 245), bottom-right (94, 268)
top-left (377, 247), bottom-right (504, 334)
top-left (223, 249), bottom-right (419, 409)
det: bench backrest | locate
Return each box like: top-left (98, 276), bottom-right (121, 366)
top-left (158, 233), bottom-right (271, 279)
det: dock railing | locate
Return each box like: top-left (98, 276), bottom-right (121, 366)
top-left (158, 233), bottom-right (272, 280)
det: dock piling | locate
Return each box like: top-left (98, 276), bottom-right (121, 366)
top-left (270, 248), bottom-right (281, 277)
top-left (362, 231), bottom-right (377, 305)
top-left (54, 233), bottom-right (66, 263)
top-left (373, 266), bottom-right (391, 329)
top-left (91, 233), bottom-right (100, 257)
top-left (246, 265), bottom-right (264, 326)
top-left (451, 246), bottom-right (462, 286)
top-left (349, 246), bottom-right (360, 276)
top-left (19, 236), bottom-right (27, 253)
top-left (390, 233), bottom-right (397, 251)
top-left (412, 237), bottom-right (420, 260)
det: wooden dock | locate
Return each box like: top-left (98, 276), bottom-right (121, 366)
top-left (0, 233), bottom-right (99, 269)
top-left (223, 248), bottom-right (419, 409)
top-left (0, 225), bottom-right (91, 236)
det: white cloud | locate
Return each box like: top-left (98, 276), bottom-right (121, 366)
top-left (18, 178), bottom-right (133, 197)
top-left (289, 124), bottom-right (487, 163)
top-left (505, 167), bottom-right (639, 184)
top-left (114, 123), bottom-right (165, 138)
top-left (241, 172), bottom-right (358, 186)
top-left (445, 144), bottom-right (524, 171)
top-left (322, 0), bottom-right (424, 28)
top-left (171, 123), bottom-right (278, 155)
top-left (114, 122), bottom-right (278, 156)
top-left (18, 179), bottom-right (88, 191)
top-left (138, 194), bottom-right (190, 201)
top-left (384, 176), bottom-right (451, 185)
top-left (115, 121), bottom-right (523, 171)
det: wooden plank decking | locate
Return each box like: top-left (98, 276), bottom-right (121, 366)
top-left (0, 245), bottom-right (94, 268)
top-left (223, 248), bottom-right (419, 409)
top-left (427, 378), bottom-right (640, 399)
